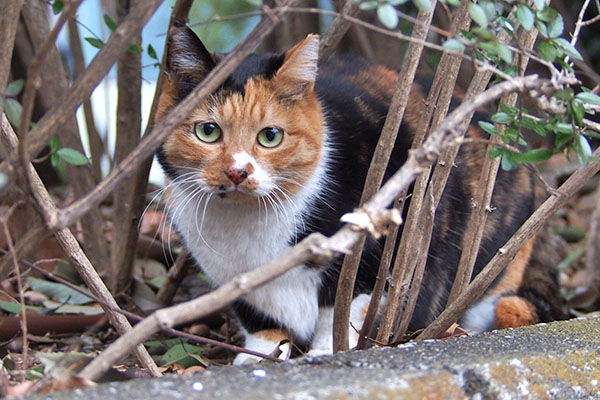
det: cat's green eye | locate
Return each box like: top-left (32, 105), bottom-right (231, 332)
top-left (195, 122), bottom-right (221, 143)
top-left (257, 127), bottom-right (284, 148)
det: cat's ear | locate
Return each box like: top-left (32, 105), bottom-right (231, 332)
top-left (165, 23), bottom-right (216, 92)
top-left (274, 34), bottom-right (319, 89)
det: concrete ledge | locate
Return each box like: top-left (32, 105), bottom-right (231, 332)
top-left (31, 316), bottom-right (600, 399)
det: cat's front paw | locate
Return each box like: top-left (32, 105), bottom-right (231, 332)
top-left (233, 329), bottom-right (291, 365)
top-left (306, 348), bottom-right (332, 358)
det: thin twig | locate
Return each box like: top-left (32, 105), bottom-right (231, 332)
top-left (376, 1), bottom-right (472, 344)
top-left (157, 250), bottom-right (189, 305)
top-left (0, 216), bottom-right (28, 368)
top-left (0, 0), bottom-right (24, 109)
top-left (111, 0), bottom-right (144, 293)
top-left (332, 1), bottom-right (438, 353)
top-left (446, 19), bottom-right (540, 308)
top-left (319, 0), bottom-right (360, 61)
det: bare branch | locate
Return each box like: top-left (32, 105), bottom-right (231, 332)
top-left (333, 1), bottom-right (438, 353)
top-left (319, 0), bottom-right (361, 61)
top-left (0, 0), bottom-right (24, 105)
top-left (111, 0), bottom-right (144, 293)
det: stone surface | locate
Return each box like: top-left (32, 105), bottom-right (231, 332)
top-left (29, 316), bottom-right (600, 399)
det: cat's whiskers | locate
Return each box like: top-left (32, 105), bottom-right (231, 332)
top-left (271, 185), bottom-right (306, 238)
top-left (139, 171), bottom-right (202, 264)
top-left (193, 190), bottom-right (223, 256)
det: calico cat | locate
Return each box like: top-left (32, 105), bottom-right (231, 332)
top-left (155, 24), bottom-right (565, 364)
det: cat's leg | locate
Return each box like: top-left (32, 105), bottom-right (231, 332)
top-left (233, 329), bottom-right (291, 365)
top-left (308, 293), bottom-right (374, 356)
top-left (232, 266), bottom-right (321, 365)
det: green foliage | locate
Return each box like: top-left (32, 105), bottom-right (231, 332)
top-left (51, 0), bottom-right (64, 15)
top-left (1, 79), bottom-right (24, 128)
top-left (27, 276), bottom-right (94, 305)
top-left (49, 136), bottom-right (90, 168)
top-left (145, 339), bottom-right (208, 368)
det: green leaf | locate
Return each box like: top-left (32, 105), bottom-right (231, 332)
top-left (553, 38), bottom-right (583, 60)
top-left (536, 20), bottom-right (549, 38)
top-left (49, 135), bottom-right (61, 152)
top-left (480, 0), bottom-right (496, 21)
top-left (575, 134), bottom-right (593, 163)
top-left (242, 0), bottom-right (262, 6)
top-left (85, 37), bottom-right (104, 49)
top-left (128, 43), bottom-right (143, 54)
top-left (161, 342), bottom-right (204, 368)
top-left (547, 13), bottom-right (564, 38)
top-left (6, 79), bottom-right (24, 97)
top-left (443, 0), bottom-right (461, 5)
top-left (5, 98), bottom-right (22, 128)
top-left (147, 44), bottom-right (158, 60)
top-left (478, 121), bottom-right (500, 135)
top-left (501, 153), bottom-right (520, 170)
top-left (499, 103), bottom-right (518, 115)
top-left (359, 1), bottom-right (379, 10)
top-left (0, 300), bottom-right (44, 314)
top-left (52, 0), bottom-right (64, 15)
top-left (51, 152), bottom-right (61, 168)
top-left (533, 122), bottom-right (547, 136)
top-left (467, 3), bottom-right (488, 27)
top-left (555, 226), bottom-right (586, 243)
top-left (491, 112), bottom-right (513, 124)
top-left (27, 277), bottom-right (93, 305)
top-left (582, 130), bottom-right (600, 139)
top-left (552, 122), bottom-right (574, 134)
top-left (497, 42), bottom-right (513, 64)
top-left (576, 92), bottom-right (600, 106)
top-left (520, 117), bottom-right (536, 130)
top-left (571, 99), bottom-right (585, 126)
top-left (103, 14), bottom-right (117, 32)
top-left (56, 148), bottom-right (90, 165)
top-left (516, 4), bottom-right (535, 31)
top-left (537, 41), bottom-right (558, 61)
top-left (513, 149), bottom-right (554, 164)
top-left (533, 0), bottom-right (546, 11)
top-left (488, 147), bottom-right (504, 159)
top-left (554, 131), bottom-right (572, 149)
top-left (413, 0), bottom-right (433, 12)
top-left (442, 38), bottom-right (465, 52)
top-left (377, 4), bottom-right (399, 29)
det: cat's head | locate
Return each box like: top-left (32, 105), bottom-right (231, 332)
top-left (156, 25), bottom-right (324, 205)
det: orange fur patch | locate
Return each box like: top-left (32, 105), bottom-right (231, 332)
top-left (254, 329), bottom-right (289, 343)
top-left (489, 236), bottom-right (535, 296)
top-left (494, 295), bottom-right (538, 329)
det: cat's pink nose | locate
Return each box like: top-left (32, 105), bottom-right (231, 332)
top-left (226, 167), bottom-right (248, 185)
